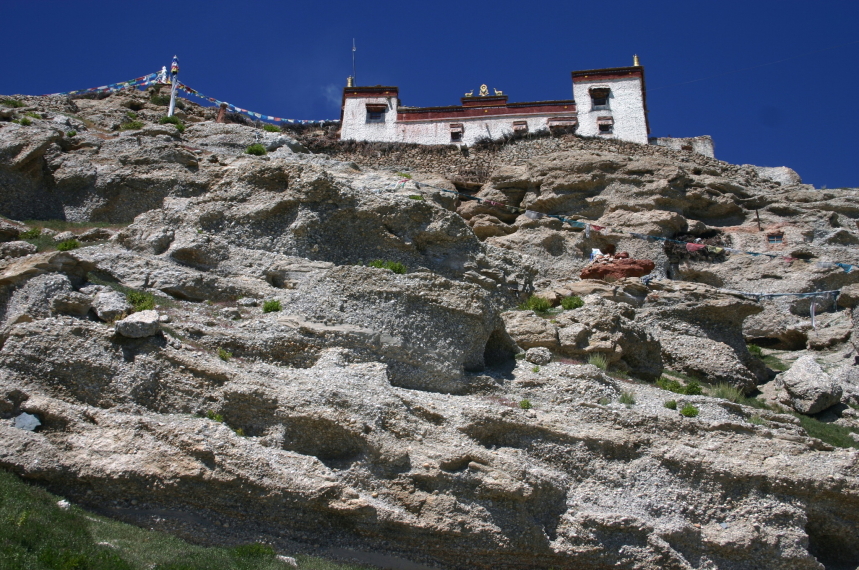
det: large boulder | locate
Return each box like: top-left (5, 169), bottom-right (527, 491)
top-left (777, 355), bottom-right (842, 414)
top-left (3, 273), bottom-right (73, 327)
top-left (91, 290), bottom-right (132, 322)
top-left (0, 240), bottom-right (37, 259)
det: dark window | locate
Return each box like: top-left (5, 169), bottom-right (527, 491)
top-left (598, 122), bottom-right (613, 134)
top-left (768, 233), bottom-right (784, 244)
top-left (590, 88), bottom-right (611, 111)
top-left (367, 110), bottom-right (384, 123)
top-left (451, 131), bottom-right (463, 142)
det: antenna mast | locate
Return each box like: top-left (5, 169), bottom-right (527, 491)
top-left (352, 39), bottom-right (356, 85)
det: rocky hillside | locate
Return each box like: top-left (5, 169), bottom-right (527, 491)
top-left (1, 90), bottom-right (858, 570)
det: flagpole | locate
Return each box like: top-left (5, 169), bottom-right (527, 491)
top-left (352, 39), bottom-right (356, 85)
top-left (168, 55), bottom-right (179, 117)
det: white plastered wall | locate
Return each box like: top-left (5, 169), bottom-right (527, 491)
top-left (572, 76), bottom-right (648, 144)
top-left (340, 95), bottom-right (400, 142)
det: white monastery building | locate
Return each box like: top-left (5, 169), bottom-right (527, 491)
top-left (339, 57), bottom-right (714, 157)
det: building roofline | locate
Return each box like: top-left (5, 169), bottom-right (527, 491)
top-left (398, 99), bottom-right (576, 113)
top-left (571, 66), bottom-right (643, 79)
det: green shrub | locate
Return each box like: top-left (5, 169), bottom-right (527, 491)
top-left (588, 353), bottom-right (608, 370)
top-left (680, 404), bottom-right (699, 417)
top-left (664, 399), bottom-right (677, 410)
top-left (56, 239), bottom-right (80, 251)
top-left (368, 259), bottom-right (407, 274)
top-left (683, 380), bottom-right (703, 396)
top-left (0, 98), bottom-right (25, 108)
top-left (205, 410), bottom-right (224, 423)
top-left (262, 123), bottom-right (280, 132)
top-left (395, 172), bottom-right (413, 179)
top-left (126, 290), bottom-right (156, 312)
top-left (218, 347), bottom-right (232, 362)
top-left (18, 117), bottom-right (32, 126)
top-left (531, 366), bottom-right (540, 373)
top-left (597, 397), bottom-right (610, 405)
top-left (66, 130), bottom-right (77, 137)
top-left (24, 112), bottom-right (40, 119)
top-left (408, 195), bottom-right (424, 200)
top-left (709, 382), bottom-right (743, 403)
top-left (518, 295), bottom-right (552, 312)
top-left (747, 343), bottom-right (763, 357)
top-left (19, 227), bottom-right (41, 239)
top-left (159, 115), bottom-right (185, 133)
top-left (619, 391), bottom-right (636, 406)
top-left (749, 414), bottom-right (766, 426)
top-left (262, 299), bottom-right (281, 313)
top-left (119, 120), bottom-right (144, 130)
top-left (519, 399), bottom-right (532, 410)
top-left (560, 296), bottom-right (584, 310)
top-left (234, 427), bottom-right (246, 437)
top-left (245, 143), bottom-right (267, 156)
top-left (126, 111), bottom-right (138, 120)
top-left (150, 93), bottom-right (171, 106)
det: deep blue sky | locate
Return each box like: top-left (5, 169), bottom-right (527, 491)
top-left (3, 1), bottom-right (856, 188)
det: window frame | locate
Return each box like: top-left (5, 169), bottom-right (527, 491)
top-left (589, 87), bottom-right (611, 111)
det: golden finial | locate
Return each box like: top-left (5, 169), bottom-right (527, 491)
top-left (347, 76), bottom-right (354, 87)
top-left (633, 54), bottom-right (641, 67)
top-left (479, 84), bottom-right (489, 96)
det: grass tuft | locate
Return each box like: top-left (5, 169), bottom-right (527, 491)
top-left (150, 93), bottom-right (171, 106)
top-left (664, 399), bottom-right (677, 410)
top-left (708, 382), bottom-right (743, 403)
top-left (262, 123), bottom-right (280, 132)
top-left (560, 296), bottom-right (584, 310)
top-left (793, 413), bottom-right (859, 449)
top-left (205, 410), bottom-right (224, 423)
top-left (159, 115), bottom-right (185, 133)
top-left (519, 399), bottom-right (532, 410)
top-left (368, 259), bottom-right (407, 274)
top-left (680, 404), bottom-right (700, 418)
top-left (17, 117), bottom-right (32, 126)
top-left (747, 343), bottom-right (763, 357)
top-left (119, 120), bottom-right (144, 131)
top-left (1, 98), bottom-right (25, 108)
top-left (66, 130), bottom-right (77, 137)
top-left (262, 299), bottom-right (282, 313)
top-left (618, 391), bottom-right (636, 406)
top-left (218, 347), bottom-right (232, 362)
top-left (245, 143), bottom-right (267, 156)
top-left (518, 295), bottom-right (551, 312)
top-left (126, 290), bottom-right (155, 312)
top-left (587, 353), bottom-right (608, 370)
top-left (56, 239), bottom-right (80, 251)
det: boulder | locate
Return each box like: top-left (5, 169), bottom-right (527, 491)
top-left (0, 219), bottom-right (22, 242)
top-left (78, 227), bottom-right (115, 242)
top-left (50, 291), bottom-right (92, 316)
top-left (778, 355), bottom-right (842, 414)
top-left (53, 231), bottom-right (76, 243)
top-left (580, 258), bottom-right (655, 281)
top-left (115, 310), bottom-right (161, 338)
top-left (502, 311), bottom-right (560, 351)
top-left (467, 214), bottom-right (516, 240)
top-left (525, 347), bottom-right (552, 365)
top-left (0, 240), bottom-right (37, 259)
top-left (91, 290), bottom-right (131, 322)
top-left (4, 273), bottom-right (73, 327)
top-left (597, 210), bottom-right (688, 237)
top-left (753, 166), bottom-right (802, 186)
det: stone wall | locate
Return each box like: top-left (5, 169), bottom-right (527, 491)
top-left (650, 135), bottom-right (715, 158)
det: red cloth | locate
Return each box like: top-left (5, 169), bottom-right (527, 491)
top-left (685, 243), bottom-right (706, 252)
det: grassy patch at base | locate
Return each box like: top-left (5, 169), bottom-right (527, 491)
top-left (0, 469), bottom-right (371, 570)
top-left (792, 414), bottom-right (859, 450)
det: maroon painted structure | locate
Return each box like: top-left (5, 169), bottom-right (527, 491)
top-left (396, 100), bottom-right (576, 122)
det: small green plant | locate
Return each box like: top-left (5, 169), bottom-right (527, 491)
top-left (395, 172), bottom-right (413, 179)
top-left (709, 382), bottom-right (743, 403)
top-left (19, 227), bottom-right (41, 239)
top-left (618, 391), bottom-right (636, 406)
top-left (664, 399), bottom-right (677, 410)
top-left (762, 354), bottom-right (789, 371)
top-left (0, 98), bottom-right (25, 108)
top-left (561, 296), bottom-right (584, 310)
top-left (368, 259), bottom-right (407, 274)
top-left (119, 120), bottom-right (143, 130)
top-left (514, 352), bottom-right (525, 360)
top-left (126, 111), bottom-right (138, 120)
top-left (218, 347), bottom-right (232, 362)
top-left (262, 299), bottom-right (282, 313)
top-left (150, 93), bottom-right (171, 106)
top-left (408, 195), bottom-right (424, 200)
top-left (519, 399), bottom-right (532, 410)
top-left (245, 143), bottom-right (267, 156)
top-left (17, 117), bottom-right (32, 126)
top-left (56, 239), bottom-right (80, 251)
top-left (793, 413), bottom-right (859, 449)
top-left (24, 112), bottom-right (40, 119)
top-left (531, 366), bottom-right (540, 373)
top-left (588, 353), bottom-right (608, 370)
top-left (262, 123), bottom-right (280, 132)
top-left (126, 290), bottom-right (155, 312)
top-left (66, 130), bottom-right (77, 137)
top-left (205, 410), bottom-right (224, 423)
top-left (749, 415), bottom-right (766, 426)
top-left (680, 404), bottom-right (700, 417)
top-left (684, 380), bottom-right (703, 396)
top-left (597, 397), bottom-right (610, 405)
top-left (159, 115), bottom-right (185, 133)
top-left (234, 427), bottom-right (246, 437)
top-left (518, 295), bottom-right (552, 312)
top-left (747, 343), bottom-right (764, 357)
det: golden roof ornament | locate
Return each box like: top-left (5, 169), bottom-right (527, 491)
top-left (633, 54), bottom-right (641, 66)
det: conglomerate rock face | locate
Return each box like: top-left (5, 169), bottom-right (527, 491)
top-left (0, 91), bottom-right (858, 570)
